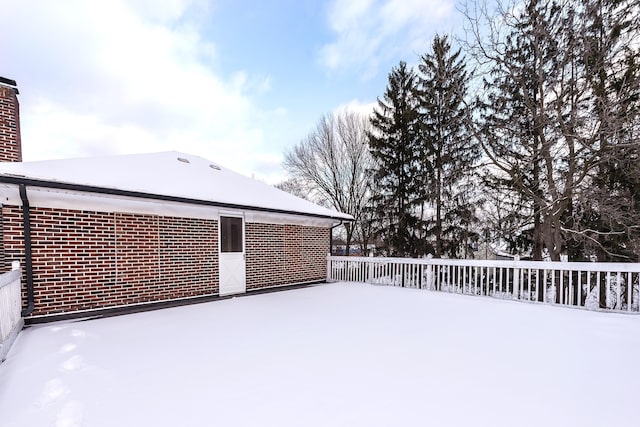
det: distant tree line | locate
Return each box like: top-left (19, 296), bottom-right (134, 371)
top-left (281, 0), bottom-right (640, 262)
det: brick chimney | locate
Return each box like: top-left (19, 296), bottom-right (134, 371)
top-left (0, 76), bottom-right (22, 162)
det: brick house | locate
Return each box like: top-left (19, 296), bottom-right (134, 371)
top-left (0, 77), bottom-right (352, 320)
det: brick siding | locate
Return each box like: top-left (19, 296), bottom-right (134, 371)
top-left (0, 85), bottom-right (22, 162)
top-left (2, 205), bottom-right (330, 316)
top-left (245, 223), bottom-right (329, 290)
top-left (2, 206), bottom-right (218, 316)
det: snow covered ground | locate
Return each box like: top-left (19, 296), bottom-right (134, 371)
top-left (1, 282), bottom-right (639, 427)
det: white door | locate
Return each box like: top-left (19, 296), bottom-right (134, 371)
top-left (219, 215), bottom-right (246, 296)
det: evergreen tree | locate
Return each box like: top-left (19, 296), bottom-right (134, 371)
top-left (417, 34), bottom-right (480, 258)
top-left (573, 0), bottom-right (640, 261)
top-left (368, 61), bottom-right (424, 257)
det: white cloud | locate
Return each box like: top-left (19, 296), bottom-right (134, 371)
top-left (319, 0), bottom-right (454, 78)
top-left (0, 0), bottom-right (279, 180)
top-left (334, 99), bottom-right (377, 118)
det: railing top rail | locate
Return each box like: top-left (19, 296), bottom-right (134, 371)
top-left (0, 269), bottom-right (21, 289)
top-left (327, 256), bottom-right (640, 273)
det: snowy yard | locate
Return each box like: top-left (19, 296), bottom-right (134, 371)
top-left (1, 282), bottom-right (639, 427)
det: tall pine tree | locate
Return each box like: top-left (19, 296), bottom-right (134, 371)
top-left (368, 61), bottom-right (424, 257)
top-left (417, 34), bottom-right (480, 258)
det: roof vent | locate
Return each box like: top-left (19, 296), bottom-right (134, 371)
top-left (177, 157), bottom-right (190, 164)
top-left (209, 164), bottom-right (221, 170)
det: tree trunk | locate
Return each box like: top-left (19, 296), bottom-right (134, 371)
top-left (435, 155), bottom-right (442, 258)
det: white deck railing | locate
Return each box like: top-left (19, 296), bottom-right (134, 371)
top-left (327, 256), bottom-right (640, 313)
top-left (0, 262), bottom-right (23, 362)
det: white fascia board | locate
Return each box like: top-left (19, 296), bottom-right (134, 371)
top-left (245, 211), bottom-right (338, 228)
top-left (0, 184), bottom-right (220, 220)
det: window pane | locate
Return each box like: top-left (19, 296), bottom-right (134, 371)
top-left (220, 216), bottom-right (243, 252)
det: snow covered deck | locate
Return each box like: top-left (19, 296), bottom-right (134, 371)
top-left (1, 282), bottom-right (639, 426)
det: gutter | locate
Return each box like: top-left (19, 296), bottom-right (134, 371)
top-left (18, 184), bottom-right (34, 317)
top-left (0, 176), bottom-right (352, 222)
top-left (330, 220), bottom-right (344, 256)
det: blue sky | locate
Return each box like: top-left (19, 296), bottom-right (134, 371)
top-left (1, 0), bottom-right (461, 183)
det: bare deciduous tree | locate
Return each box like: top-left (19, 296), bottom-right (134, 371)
top-left (462, 0), bottom-right (640, 262)
top-left (282, 111), bottom-right (373, 255)
top-left (274, 178), bottom-right (309, 201)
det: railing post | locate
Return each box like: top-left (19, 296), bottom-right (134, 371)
top-left (326, 254), bottom-right (332, 283)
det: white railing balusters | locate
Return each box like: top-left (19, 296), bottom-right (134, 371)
top-left (326, 256), bottom-right (640, 314)
top-left (616, 272), bottom-right (622, 310)
top-left (586, 271), bottom-right (591, 306)
top-left (462, 266), bottom-right (466, 294)
top-left (607, 271), bottom-right (611, 305)
top-left (627, 272), bottom-right (632, 312)
top-left (492, 267), bottom-right (496, 296)
top-left (486, 267), bottom-right (490, 296)
top-left (578, 271), bottom-right (582, 307)
top-left (596, 271), bottom-right (601, 307)
top-left (570, 270), bottom-right (574, 305)
top-left (0, 263), bottom-right (23, 363)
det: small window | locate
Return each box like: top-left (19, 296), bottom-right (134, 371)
top-left (220, 216), bottom-right (243, 252)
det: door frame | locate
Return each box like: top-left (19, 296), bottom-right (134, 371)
top-left (218, 212), bottom-right (247, 296)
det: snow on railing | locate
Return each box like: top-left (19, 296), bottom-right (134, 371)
top-left (0, 262), bottom-right (23, 362)
top-left (327, 256), bottom-right (640, 313)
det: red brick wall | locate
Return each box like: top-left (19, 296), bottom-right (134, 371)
top-left (116, 213), bottom-right (218, 304)
top-left (158, 215), bottom-right (218, 296)
top-left (245, 223), bottom-right (329, 289)
top-left (0, 84), bottom-right (22, 162)
top-left (1, 204), bottom-right (329, 316)
top-left (2, 206), bottom-right (218, 316)
top-left (31, 209), bottom-right (116, 313)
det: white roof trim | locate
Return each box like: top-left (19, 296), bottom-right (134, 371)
top-left (0, 184), bottom-right (339, 227)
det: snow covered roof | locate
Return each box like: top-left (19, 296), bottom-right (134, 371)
top-left (0, 151), bottom-right (352, 221)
